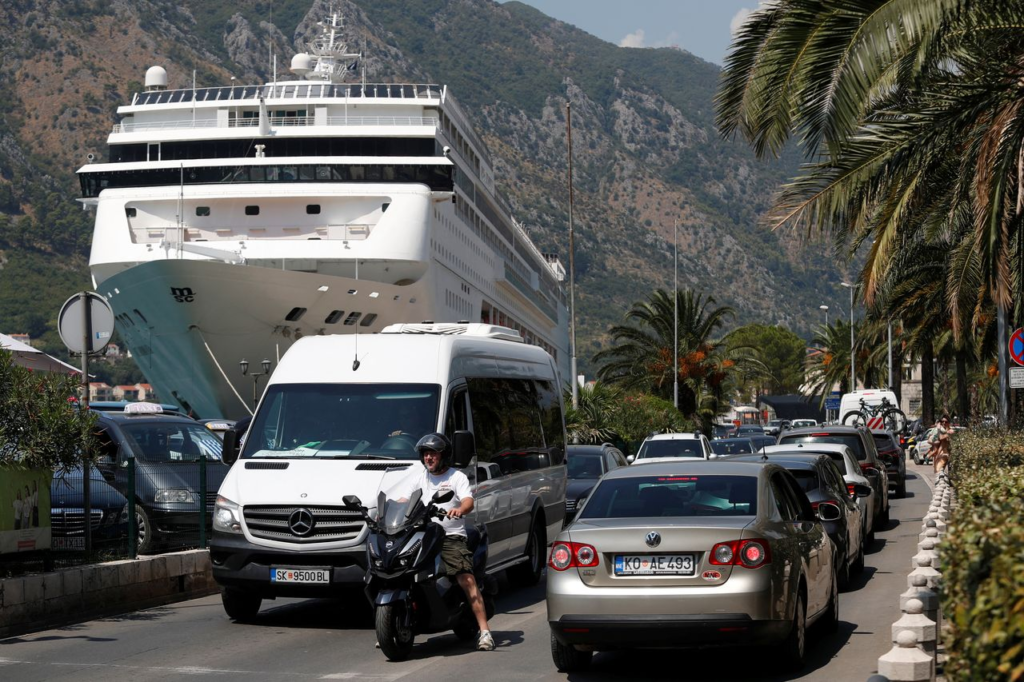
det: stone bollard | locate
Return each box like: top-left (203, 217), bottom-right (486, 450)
top-left (918, 525), bottom-right (939, 545)
top-left (893, 598), bottom-right (938, 656)
top-left (867, 676), bottom-right (890, 682)
top-left (908, 555), bottom-right (941, 590)
top-left (901, 574), bottom-right (940, 628)
top-left (912, 539), bottom-right (940, 571)
top-left (878, 631), bottom-right (935, 682)
top-left (925, 512), bottom-right (947, 534)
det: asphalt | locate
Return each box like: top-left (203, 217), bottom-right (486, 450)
top-left (0, 460), bottom-right (939, 682)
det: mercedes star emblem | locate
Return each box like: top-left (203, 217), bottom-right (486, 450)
top-left (288, 508), bottom-right (315, 536)
top-left (645, 531), bottom-right (662, 548)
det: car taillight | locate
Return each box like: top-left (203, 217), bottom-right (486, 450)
top-left (847, 484), bottom-right (856, 498)
top-left (859, 462), bottom-right (875, 474)
top-left (548, 542), bottom-right (599, 571)
top-left (709, 539), bottom-right (771, 568)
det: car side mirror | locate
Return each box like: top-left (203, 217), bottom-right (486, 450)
top-left (864, 467), bottom-right (880, 477)
top-left (816, 502), bottom-right (842, 522)
top-left (852, 484), bottom-right (873, 498)
top-left (222, 430), bottom-right (240, 465)
top-left (626, 455), bottom-right (635, 464)
top-left (432, 490), bottom-right (455, 504)
top-left (342, 495), bottom-right (363, 509)
top-left (452, 430), bottom-right (475, 468)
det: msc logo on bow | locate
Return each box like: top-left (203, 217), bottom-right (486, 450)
top-left (171, 287), bottom-right (195, 303)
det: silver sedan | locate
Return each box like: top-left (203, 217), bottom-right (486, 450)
top-left (547, 460), bottom-right (837, 672)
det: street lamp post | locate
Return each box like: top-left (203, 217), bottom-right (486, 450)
top-left (240, 358), bottom-right (273, 410)
top-left (840, 282), bottom-right (856, 390)
top-left (673, 220), bottom-right (678, 411)
top-left (820, 304), bottom-right (829, 328)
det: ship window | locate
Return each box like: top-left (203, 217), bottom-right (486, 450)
top-left (285, 307), bottom-right (307, 322)
top-left (125, 207), bottom-right (136, 218)
top-left (360, 313), bottom-right (378, 327)
top-left (196, 206), bottom-right (210, 217)
top-left (133, 309), bottom-right (148, 324)
top-left (324, 310), bottom-right (345, 324)
top-left (245, 205), bottom-right (260, 216)
top-left (381, 202), bottom-right (390, 213)
top-left (343, 312), bottom-right (363, 326)
top-left (306, 204), bottom-right (321, 215)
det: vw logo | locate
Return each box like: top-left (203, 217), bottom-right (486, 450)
top-left (645, 531), bottom-right (661, 548)
top-left (385, 541), bottom-right (394, 549)
top-left (288, 508), bottom-right (315, 536)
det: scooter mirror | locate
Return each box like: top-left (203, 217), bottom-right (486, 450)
top-left (432, 490), bottom-right (455, 504)
top-left (342, 495), bottom-right (363, 509)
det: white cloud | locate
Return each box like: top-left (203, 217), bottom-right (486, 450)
top-left (619, 29), bottom-right (646, 48)
top-left (731, 2), bottom-right (775, 36)
top-left (653, 31), bottom-right (680, 49)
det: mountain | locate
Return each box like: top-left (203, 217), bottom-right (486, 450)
top-left (0, 0), bottom-right (842, 374)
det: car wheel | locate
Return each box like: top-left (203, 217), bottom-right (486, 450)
top-left (819, 571), bottom-right (840, 634)
top-left (880, 502), bottom-right (891, 527)
top-left (550, 632), bottom-right (592, 672)
top-left (896, 476), bottom-right (907, 499)
top-left (852, 538), bottom-right (865, 574)
top-left (780, 591), bottom-right (807, 671)
top-left (508, 521), bottom-right (545, 587)
top-left (837, 546), bottom-right (851, 591)
top-left (136, 505), bottom-right (155, 554)
top-left (221, 587), bottom-right (261, 622)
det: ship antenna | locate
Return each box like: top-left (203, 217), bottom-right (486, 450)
top-left (352, 257), bottom-right (360, 371)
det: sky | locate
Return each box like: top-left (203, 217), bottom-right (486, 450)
top-left (504, 0), bottom-right (766, 65)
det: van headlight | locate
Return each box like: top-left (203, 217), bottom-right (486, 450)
top-left (155, 489), bottom-right (194, 503)
top-left (214, 496), bottom-right (242, 534)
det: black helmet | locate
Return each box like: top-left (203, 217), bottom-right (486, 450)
top-left (415, 432), bottom-right (452, 469)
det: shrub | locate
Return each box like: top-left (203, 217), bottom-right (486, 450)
top-left (941, 430), bottom-right (1024, 681)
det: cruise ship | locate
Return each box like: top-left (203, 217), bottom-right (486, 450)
top-left (78, 12), bottom-right (570, 420)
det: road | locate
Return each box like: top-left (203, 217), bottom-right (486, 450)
top-left (0, 462), bottom-right (937, 682)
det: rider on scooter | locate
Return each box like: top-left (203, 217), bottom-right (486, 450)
top-left (395, 433), bottom-right (495, 651)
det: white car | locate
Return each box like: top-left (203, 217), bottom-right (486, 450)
top-left (629, 432), bottom-right (714, 464)
top-left (791, 419), bottom-right (818, 429)
top-left (761, 443), bottom-right (877, 541)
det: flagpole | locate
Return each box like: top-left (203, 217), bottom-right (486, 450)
top-left (566, 101), bottom-right (578, 410)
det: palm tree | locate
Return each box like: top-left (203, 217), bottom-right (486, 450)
top-left (805, 319), bottom-right (854, 402)
top-left (564, 382), bottom-right (621, 445)
top-left (593, 289), bottom-right (741, 418)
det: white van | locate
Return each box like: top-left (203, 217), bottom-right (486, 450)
top-left (838, 389), bottom-right (901, 426)
top-left (211, 323), bottom-right (567, 619)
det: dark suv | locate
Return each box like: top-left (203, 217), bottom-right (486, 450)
top-left (778, 425), bottom-right (890, 527)
top-left (564, 444), bottom-right (628, 523)
top-left (92, 409), bottom-right (229, 553)
top-left (871, 430), bottom-right (907, 498)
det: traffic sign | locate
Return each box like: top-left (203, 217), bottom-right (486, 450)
top-left (824, 398), bottom-right (841, 410)
top-left (58, 292), bottom-right (114, 355)
top-left (1011, 328), bottom-right (1024, 367)
top-left (1011, 367), bottom-right (1024, 389)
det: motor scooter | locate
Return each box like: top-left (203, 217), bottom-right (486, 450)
top-left (343, 489), bottom-right (496, 661)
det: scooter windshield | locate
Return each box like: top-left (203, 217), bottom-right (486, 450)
top-left (380, 488), bottom-right (424, 533)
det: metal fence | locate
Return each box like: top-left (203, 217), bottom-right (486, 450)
top-left (1, 457), bottom-right (215, 577)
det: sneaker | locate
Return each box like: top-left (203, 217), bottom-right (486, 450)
top-left (477, 630), bottom-right (495, 651)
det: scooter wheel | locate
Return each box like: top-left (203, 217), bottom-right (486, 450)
top-left (376, 603), bottom-right (414, 661)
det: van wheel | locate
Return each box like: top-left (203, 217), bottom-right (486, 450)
top-left (136, 505), bottom-right (154, 554)
top-left (222, 588), bottom-right (261, 622)
top-left (509, 521), bottom-right (544, 587)
top-left (550, 632), bottom-right (592, 672)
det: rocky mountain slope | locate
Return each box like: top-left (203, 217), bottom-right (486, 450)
top-left (0, 0), bottom-right (842, 370)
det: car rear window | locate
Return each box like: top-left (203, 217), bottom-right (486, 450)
top-left (579, 475), bottom-right (757, 518)
top-left (872, 435), bottom-right (897, 451)
top-left (789, 470), bottom-right (819, 493)
top-left (636, 440), bottom-right (703, 459)
top-left (779, 434), bottom-right (866, 461)
top-left (711, 439), bottom-right (754, 455)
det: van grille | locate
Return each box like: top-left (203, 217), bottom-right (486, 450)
top-left (243, 505), bottom-right (365, 544)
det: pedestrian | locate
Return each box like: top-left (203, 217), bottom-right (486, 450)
top-left (12, 490), bottom-right (23, 531)
top-left (932, 415), bottom-right (952, 475)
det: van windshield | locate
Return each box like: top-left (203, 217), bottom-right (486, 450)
top-left (241, 383), bottom-right (440, 460)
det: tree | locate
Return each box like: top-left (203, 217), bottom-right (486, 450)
top-left (727, 324), bottom-right (807, 395)
top-left (805, 319), bottom-right (854, 402)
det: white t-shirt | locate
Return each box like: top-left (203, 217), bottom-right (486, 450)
top-left (397, 467), bottom-right (473, 538)
top-left (13, 499), bottom-right (23, 526)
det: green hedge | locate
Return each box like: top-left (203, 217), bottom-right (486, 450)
top-left (941, 431), bottom-right (1024, 681)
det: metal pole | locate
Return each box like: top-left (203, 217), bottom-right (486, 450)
top-left (127, 457), bottom-right (137, 559)
top-left (849, 286), bottom-right (855, 391)
top-left (887, 321), bottom-right (893, 389)
top-left (998, 304), bottom-right (1009, 425)
top-left (81, 292), bottom-right (92, 556)
top-left (566, 102), bottom-right (578, 409)
top-left (198, 453), bottom-right (207, 548)
top-left (673, 220), bottom-right (678, 410)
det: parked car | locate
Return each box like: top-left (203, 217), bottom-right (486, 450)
top-left (91, 406), bottom-right (228, 554)
top-left (763, 419), bottom-right (791, 436)
top-left (89, 401), bottom-right (191, 417)
top-left (761, 443), bottom-right (878, 542)
top-left (564, 444), bottom-right (628, 524)
top-left (629, 433), bottom-right (713, 464)
top-left (547, 460), bottom-right (838, 672)
top-left (791, 419), bottom-right (818, 429)
top-left (728, 453), bottom-right (869, 590)
top-left (748, 435), bottom-right (778, 452)
top-left (778, 426), bottom-right (890, 528)
top-left (871, 429), bottom-right (907, 498)
top-left (729, 424), bottom-right (766, 438)
top-left (712, 424), bottom-right (733, 439)
top-left (198, 418), bottom-right (236, 441)
top-left (50, 467), bottom-right (129, 551)
top-left (710, 437), bottom-right (757, 457)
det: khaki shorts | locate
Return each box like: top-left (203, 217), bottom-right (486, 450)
top-left (441, 536), bottom-right (474, 576)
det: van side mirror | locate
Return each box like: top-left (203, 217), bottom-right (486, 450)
top-left (222, 430), bottom-right (240, 465)
top-left (342, 495), bottom-right (363, 509)
top-left (452, 430), bottom-right (476, 468)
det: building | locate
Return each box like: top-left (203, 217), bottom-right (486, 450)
top-left (88, 382), bottom-right (114, 402)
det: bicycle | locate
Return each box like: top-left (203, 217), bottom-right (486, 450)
top-left (842, 396), bottom-right (908, 433)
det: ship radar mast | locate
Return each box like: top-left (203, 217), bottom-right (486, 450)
top-left (290, 9), bottom-right (361, 82)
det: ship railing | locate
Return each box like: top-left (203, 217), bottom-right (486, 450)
top-left (130, 83), bottom-right (443, 107)
top-left (500, 262), bottom-right (559, 322)
top-left (113, 116), bottom-right (440, 134)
